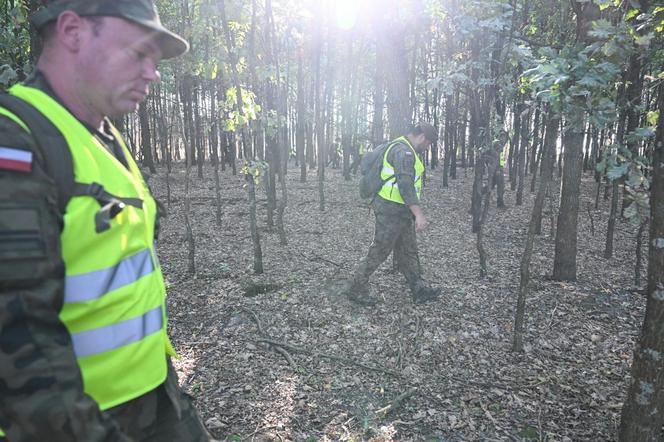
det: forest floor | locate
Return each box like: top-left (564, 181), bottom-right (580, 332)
top-left (150, 161), bottom-right (646, 442)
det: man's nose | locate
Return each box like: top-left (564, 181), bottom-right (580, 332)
top-left (143, 58), bottom-right (161, 83)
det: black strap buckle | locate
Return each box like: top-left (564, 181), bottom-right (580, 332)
top-left (73, 182), bottom-right (144, 233)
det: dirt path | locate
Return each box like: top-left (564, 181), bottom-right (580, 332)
top-left (152, 162), bottom-right (644, 441)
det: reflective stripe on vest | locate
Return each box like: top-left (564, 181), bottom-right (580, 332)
top-left (377, 136), bottom-right (424, 204)
top-left (65, 248), bottom-right (154, 303)
top-left (7, 84), bottom-right (172, 411)
top-left (72, 305), bottom-right (163, 358)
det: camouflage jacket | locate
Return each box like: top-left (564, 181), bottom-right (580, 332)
top-left (0, 74), bottom-right (135, 441)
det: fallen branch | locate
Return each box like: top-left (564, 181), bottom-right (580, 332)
top-left (240, 307), bottom-right (265, 336)
top-left (256, 338), bottom-right (401, 378)
top-left (375, 388), bottom-right (418, 416)
top-left (297, 251), bottom-right (345, 269)
top-left (272, 345), bottom-right (297, 370)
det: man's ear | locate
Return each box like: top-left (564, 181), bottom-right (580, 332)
top-left (55, 11), bottom-right (85, 52)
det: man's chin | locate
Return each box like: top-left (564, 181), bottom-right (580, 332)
top-left (110, 102), bottom-right (141, 119)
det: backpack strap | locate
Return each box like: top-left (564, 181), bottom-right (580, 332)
top-left (0, 92), bottom-right (74, 213)
top-left (0, 93), bottom-right (143, 232)
top-left (72, 182), bottom-right (143, 233)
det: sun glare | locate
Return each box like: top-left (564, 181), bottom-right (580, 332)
top-left (335, 0), bottom-right (359, 30)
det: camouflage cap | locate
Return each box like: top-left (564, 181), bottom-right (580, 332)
top-left (30, 0), bottom-right (189, 59)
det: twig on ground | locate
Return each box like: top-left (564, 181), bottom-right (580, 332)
top-left (240, 307), bottom-right (265, 336)
top-left (297, 251), bottom-right (345, 269)
top-left (375, 388), bottom-right (418, 416)
top-left (256, 338), bottom-right (401, 377)
top-left (545, 300), bottom-right (559, 330)
top-left (272, 345), bottom-right (297, 369)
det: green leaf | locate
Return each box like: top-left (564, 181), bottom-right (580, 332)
top-left (597, 0), bottom-right (614, 10)
top-left (625, 9), bottom-right (640, 20)
top-left (607, 163), bottom-right (629, 180)
top-left (624, 127), bottom-right (655, 144)
top-left (589, 19), bottom-right (614, 39)
top-left (647, 111), bottom-right (659, 126)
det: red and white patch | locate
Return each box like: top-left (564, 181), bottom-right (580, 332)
top-left (0, 146), bottom-right (33, 172)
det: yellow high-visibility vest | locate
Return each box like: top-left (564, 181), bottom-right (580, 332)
top-left (3, 85), bottom-right (174, 416)
top-left (377, 136), bottom-right (424, 204)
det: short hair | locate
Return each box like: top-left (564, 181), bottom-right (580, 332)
top-left (409, 121), bottom-right (437, 144)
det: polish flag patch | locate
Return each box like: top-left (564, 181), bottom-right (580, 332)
top-left (0, 146), bottom-right (33, 172)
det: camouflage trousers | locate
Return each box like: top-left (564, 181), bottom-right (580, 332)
top-left (105, 361), bottom-right (214, 442)
top-left (352, 209), bottom-right (425, 295)
top-left (0, 361), bottom-right (213, 442)
top-left (492, 166), bottom-right (506, 208)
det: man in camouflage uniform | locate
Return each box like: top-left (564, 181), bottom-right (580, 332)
top-left (0, 1), bottom-right (214, 441)
top-left (346, 122), bottom-right (441, 306)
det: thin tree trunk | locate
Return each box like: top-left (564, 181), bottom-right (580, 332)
top-left (247, 174), bottom-right (263, 274)
top-left (138, 100), bottom-right (155, 173)
top-left (513, 107), bottom-right (557, 352)
top-left (534, 113), bottom-right (559, 235)
top-left (516, 108), bottom-right (530, 206)
top-left (175, 81), bottom-right (196, 275)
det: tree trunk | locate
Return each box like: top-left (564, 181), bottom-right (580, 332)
top-left (382, 16), bottom-right (410, 138)
top-left (210, 79), bottom-right (223, 226)
top-left (138, 100), bottom-right (155, 173)
top-left (534, 111), bottom-right (559, 235)
top-left (509, 100), bottom-right (523, 191)
top-left (513, 106), bottom-right (557, 352)
top-left (247, 174), bottom-right (264, 274)
top-left (553, 123), bottom-right (584, 281)
top-left (516, 107), bottom-right (530, 206)
top-left (297, 47), bottom-right (306, 182)
top-left (619, 83), bottom-right (664, 441)
top-left (175, 82), bottom-right (196, 275)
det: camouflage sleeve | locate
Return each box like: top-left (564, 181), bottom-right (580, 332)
top-left (387, 143), bottom-right (419, 206)
top-left (0, 116), bottom-right (130, 442)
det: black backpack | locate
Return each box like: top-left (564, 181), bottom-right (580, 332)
top-left (0, 93), bottom-right (149, 233)
top-left (358, 141), bottom-right (397, 199)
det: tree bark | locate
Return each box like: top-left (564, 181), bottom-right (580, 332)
top-left (513, 106), bottom-right (557, 352)
top-left (619, 84), bottom-right (664, 441)
top-left (553, 123), bottom-right (584, 281)
top-left (138, 100), bottom-right (155, 173)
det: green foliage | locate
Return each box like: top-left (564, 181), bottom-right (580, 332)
top-left (597, 141), bottom-right (652, 226)
top-left (0, 65), bottom-right (18, 87)
top-left (646, 110), bottom-right (659, 126)
top-left (240, 160), bottom-right (269, 185)
top-left (0, 2), bottom-right (32, 86)
top-left (522, 39), bottom-right (625, 130)
top-left (222, 87), bottom-right (261, 132)
top-left (265, 109), bottom-right (287, 138)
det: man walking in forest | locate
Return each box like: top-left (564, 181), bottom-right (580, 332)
top-left (0, 1), bottom-right (214, 441)
top-left (345, 122), bottom-right (442, 306)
